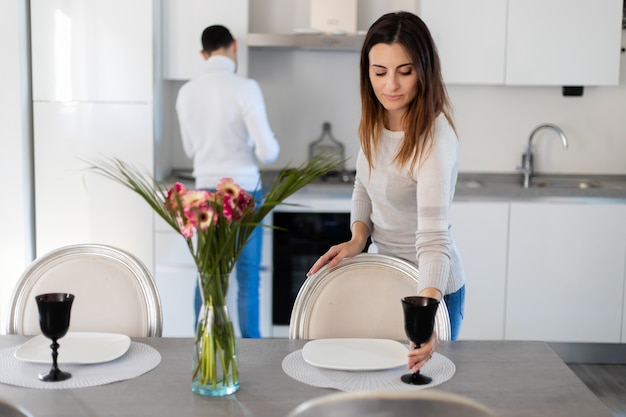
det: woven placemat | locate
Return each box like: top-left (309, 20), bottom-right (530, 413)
top-left (282, 349), bottom-right (455, 392)
top-left (0, 342), bottom-right (161, 389)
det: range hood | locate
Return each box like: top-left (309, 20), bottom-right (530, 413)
top-left (246, 33), bottom-right (364, 51)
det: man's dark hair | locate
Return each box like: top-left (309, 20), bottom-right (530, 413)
top-left (201, 25), bottom-right (234, 53)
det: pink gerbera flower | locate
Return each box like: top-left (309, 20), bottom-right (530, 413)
top-left (217, 178), bottom-right (240, 198)
top-left (165, 182), bottom-right (188, 212)
top-left (196, 205), bottom-right (218, 231)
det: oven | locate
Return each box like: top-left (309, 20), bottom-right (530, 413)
top-left (267, 184), bottom-right (353, 337)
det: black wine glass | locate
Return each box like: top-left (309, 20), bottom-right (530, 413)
top-left (401, 295), bottom-right (439, 385)
top-left (35, 293), bottom-right (75, 382)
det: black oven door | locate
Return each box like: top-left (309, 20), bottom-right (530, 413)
top-left (272, 212), bottom-right (352, 325)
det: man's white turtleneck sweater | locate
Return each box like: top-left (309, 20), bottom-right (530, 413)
top-left (176, 55), bottom-right (279, 190)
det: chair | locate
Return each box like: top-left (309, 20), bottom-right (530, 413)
top-left (289, 253), bottom-right (451, 340)
top-left (285, 389), bottom-right (495, 417)
top-left (0, 398), bottom-right (34, 417)
top-left (6, 244), bottom-right (163, 337)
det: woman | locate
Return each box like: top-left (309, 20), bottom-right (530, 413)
top-left (307, 11), bottom-right (466, 373)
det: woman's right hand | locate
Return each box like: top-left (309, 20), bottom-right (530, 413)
top-left (407, 331), bottom-right (439, 373)
top-left (307, 221), bottom-right (370, 276)
top-left (306, 240), bottom-right (364, 276)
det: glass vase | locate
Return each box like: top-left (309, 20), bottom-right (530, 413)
top-left (192, 272), bottom-right (239, 396)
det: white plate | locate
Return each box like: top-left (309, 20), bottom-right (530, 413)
top-left (302, 338), bottom-right (408, 371)
top-left (14, 332), bottom-right (131, 364)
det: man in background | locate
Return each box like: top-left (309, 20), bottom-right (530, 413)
top-left (176, 25), bottom-right (280, 338)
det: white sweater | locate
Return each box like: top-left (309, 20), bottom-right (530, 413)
top-left (176, 55), bottom-right (280, 190)
top-left (351, 114), bottom-right (466, 296)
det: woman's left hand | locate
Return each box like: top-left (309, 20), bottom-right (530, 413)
top-left (407, 330), bottom-right (439, 373)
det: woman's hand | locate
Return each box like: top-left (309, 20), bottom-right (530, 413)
top-left (307, 221), bottom-right (370, 276)
top-left (306, 240), bottom-right (364, 276)
top-left (407, 330), bottom-right (439, 373)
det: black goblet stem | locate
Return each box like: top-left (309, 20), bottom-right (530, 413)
top-left (50, 340), bottom-right (60, 375)
top-left (39, 338), bottom-right (71, 381)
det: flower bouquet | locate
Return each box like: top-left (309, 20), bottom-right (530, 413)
top-left (86, 155), bottom-right (343, 396)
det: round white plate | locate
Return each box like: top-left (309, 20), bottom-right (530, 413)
top-left (302, 338), bottom-right (408, 371)
top-left (14, 332), bottom-right (131, 364)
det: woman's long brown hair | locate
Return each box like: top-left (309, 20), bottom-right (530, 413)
top-left (358, 11), bottom-right (455, 173)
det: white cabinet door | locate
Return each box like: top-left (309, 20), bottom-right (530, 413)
top-left (30, 0), bottom-right (152, 102)
top-left (506, 202), bottom-right (626, 343)
top-left (154, 216), bottom-right (274, 337)
top-left (0, 0), bottom-right (33, 333)
top-left (420, 0), bottom-right (622, 86)
top-left (450, 201), bottom-right (509, 340)
top-left (162, 0), bottom-right (249, 80)
top-left (154, 265), bottom-right (198, 337)
top-left (506, 0), bottom-right (623, 86)
top-left (154, 218), bottom-right (197, 337)
top-left (420, 0), bottom-right (507, 85)
top-left (33, 102), bottom-right (155, 270)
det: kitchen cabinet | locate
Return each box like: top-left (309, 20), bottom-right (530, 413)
top-left (506, 0), bottom-right (622, 86)
top-left (33, 102), bottom-right (155, 267)
top-left (506, 201), bottom-right (626, 343)
top-left (162, 0), bottom-right (249, 80)
top-left (0, 0), bottom-right (32, 332)
top-left (31, 0), bottom-right (155, 271)
top-left (420, 0), bottom-right (507, 85)
top-left (30, 0), bottom-right (152, 102)
top-left (154, 218), bottom-right (197, 337)
top-left (154, 216), bottom-right (273, 337)
top-left (421, 0), bottom-right (623, 86)
top-left (450, 201), bottom-right (509, 340)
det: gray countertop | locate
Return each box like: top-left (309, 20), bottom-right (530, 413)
top-left (0, 336), bottom-right (614, 417)
top-left (168, 170), bottom-right (626, 202)
top-left (453, 173), bottom-right (626, 201)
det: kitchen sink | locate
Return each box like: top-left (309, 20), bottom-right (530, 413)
top-left (528, 177), bottom-right (603, 189)
top-left (457, 175), bottom-right (605, 190)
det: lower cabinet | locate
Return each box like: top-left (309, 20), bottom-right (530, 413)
top-left (451, 198), bottom-right (626, 343)
top-left (154, 224), bottom-right (197, 337)
top-left (450, 201), bottom-right (509, 340)
top-left (506, 201), bottom-right (626, 343)
top-left (154, 264), bottom-right (197, 337)
top-left (154, 217), bottom-right (273, 337)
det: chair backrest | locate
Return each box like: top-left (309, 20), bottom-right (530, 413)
top-left (289, 253), bottom-right (451, 340)
top-left (0, 397), bottom-right (34, 417)
top-left (6, 244), bottom-right (163, 337)
top-left (286, 389), bottom-right (495, 417)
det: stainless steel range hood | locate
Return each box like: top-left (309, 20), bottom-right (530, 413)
top-left (246, 33), bottom-right (364, 51)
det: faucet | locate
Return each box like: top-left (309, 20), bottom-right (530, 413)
top-left (517, 123), bottom-right (569, 188)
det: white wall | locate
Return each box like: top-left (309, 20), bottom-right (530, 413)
top-left (0, 0), bottom-right (35, 334)
top-left (165, 2), bottom-right (626, 176)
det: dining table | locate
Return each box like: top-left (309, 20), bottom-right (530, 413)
top-left (0, 335), bottom-right (613, 417)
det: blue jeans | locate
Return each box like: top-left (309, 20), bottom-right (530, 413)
top-left (443, 285), bottom-right (465, 341)
top-left (194, 190), bottom-right (263, 338)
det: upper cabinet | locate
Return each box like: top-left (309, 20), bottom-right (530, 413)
top-left (30, 0), bottom-right (153, 102)
top-left (421, 0), bottom-right (623, 86)
top-left (506, 0), bottom-right (622, 86)
top-left (420, 0), bottom-right (507, 85)
top-left (162, 0), bottom-right (249, 80)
